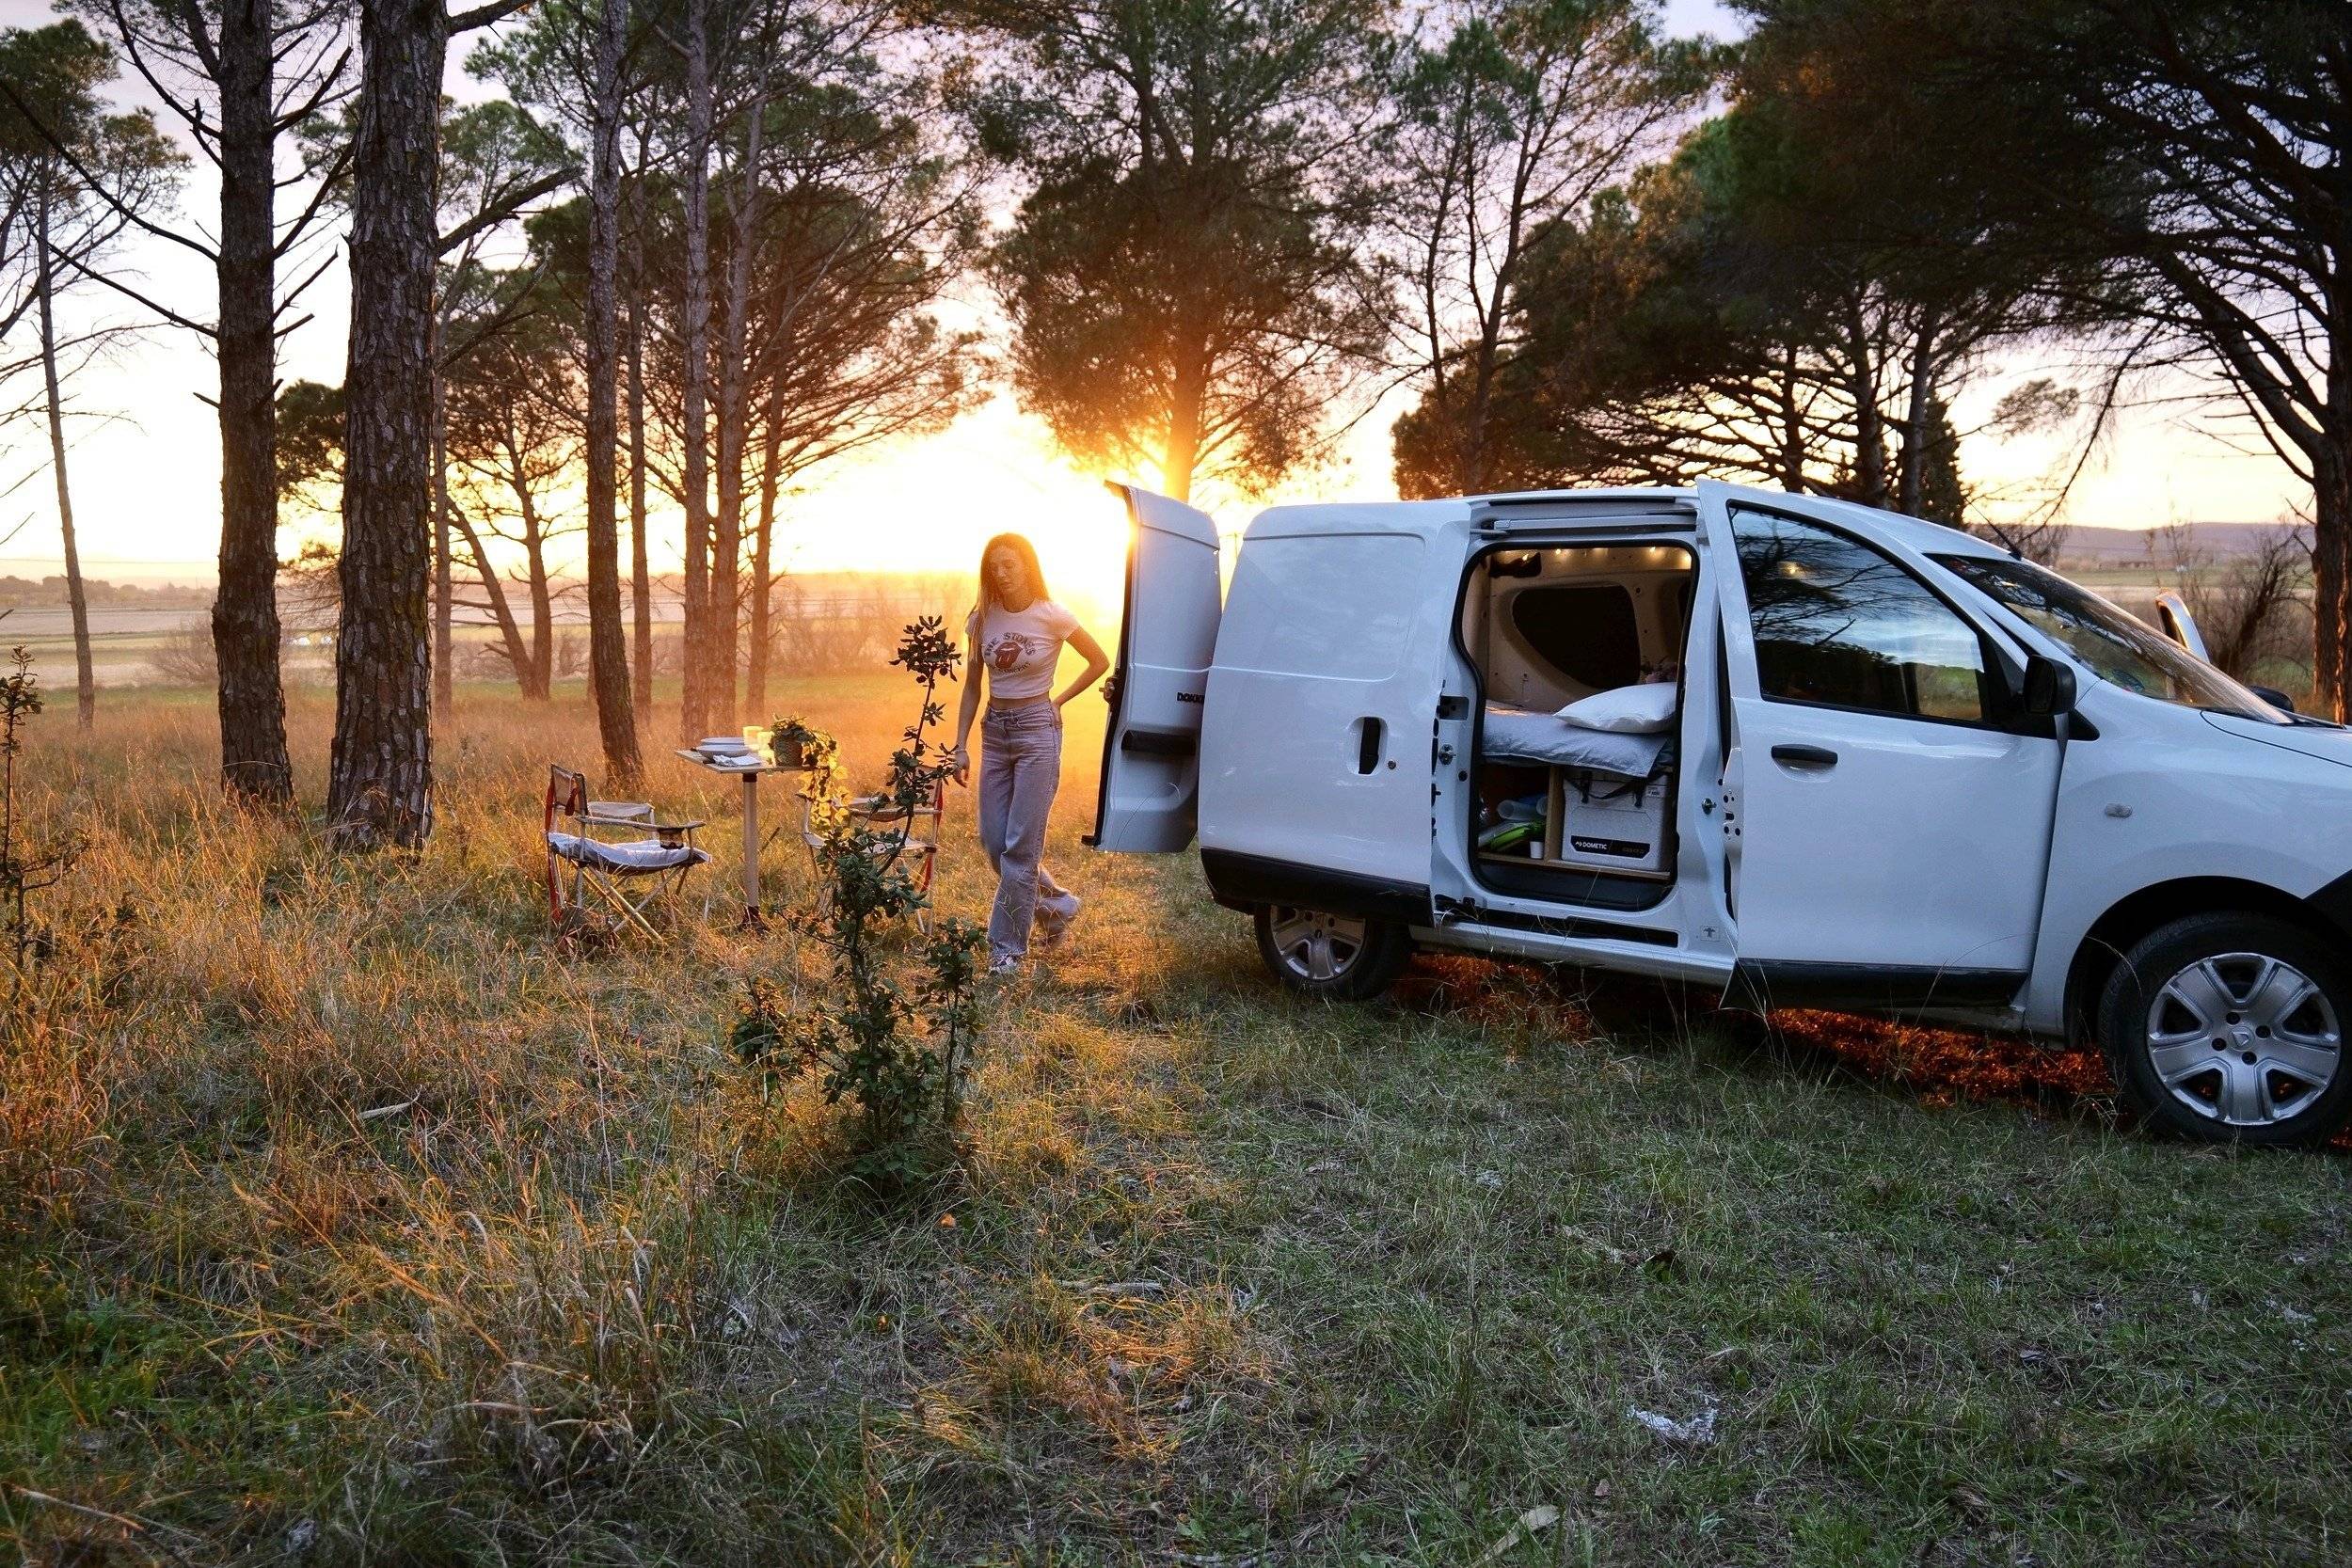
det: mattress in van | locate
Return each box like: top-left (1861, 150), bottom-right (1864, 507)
top-left (1483, 704), bottom-right (1670, 778)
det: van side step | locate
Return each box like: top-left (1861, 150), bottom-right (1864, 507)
top-left (1729, 961), bottom-right (2028, 1012)
top-left (1445, 902), bottom-right (1677, 947)
top-left (1200, 848), bottom-right (1432, 927)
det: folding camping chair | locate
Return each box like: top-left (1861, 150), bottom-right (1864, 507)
top-left (799, 778), bottom-right (947, 933)
top-left (543, 765), bottom-right (710, 939)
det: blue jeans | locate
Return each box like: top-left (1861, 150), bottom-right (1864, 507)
top-left (977, 704), bottom-right (1075, 961)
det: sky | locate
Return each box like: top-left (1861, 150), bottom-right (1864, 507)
top-left (0, 0), bottom-right (2312, 617)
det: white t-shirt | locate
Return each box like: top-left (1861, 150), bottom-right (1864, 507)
top-left (970, 597), bottom-right (1079, 701)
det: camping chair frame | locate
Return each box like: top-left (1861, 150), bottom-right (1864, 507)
top-left (544, 766), bottom-right (709, 940)
top-left (800, 779), bottom-right (947, 934)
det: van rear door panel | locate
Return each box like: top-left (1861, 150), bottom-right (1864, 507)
top-left (1089, 484), bottom-right (1222, 852)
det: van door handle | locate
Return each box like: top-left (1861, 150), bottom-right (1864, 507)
top-left (1771, 744), bottom-right (1837, 768)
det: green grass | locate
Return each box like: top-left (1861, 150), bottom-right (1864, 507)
top-left (1, 681), bottom-right (2347, 1564)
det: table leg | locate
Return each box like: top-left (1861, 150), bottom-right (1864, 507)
top-left (741, 772), bottom-right (761, 923)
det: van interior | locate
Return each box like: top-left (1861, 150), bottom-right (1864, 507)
top-left (1458, 542), bottom-right (1696, 907)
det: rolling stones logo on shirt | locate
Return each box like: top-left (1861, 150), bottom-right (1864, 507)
top-left (985, 632), bottom-right (1053, 673)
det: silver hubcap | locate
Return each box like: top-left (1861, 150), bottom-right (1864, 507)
top-left (1268, 908), bottom-right (1368, 983)
top-left (2145, 952), bottom-right (2342, 1127)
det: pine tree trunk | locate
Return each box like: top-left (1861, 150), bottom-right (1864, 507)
top-left (676, 0), bottom-right (714, 742)
top-left (432, 366), bottom-right (454, 717)
top-left (522, 526), bottom-right (552, 700)
top-left (214, 0), bottom-right (294, 803)
top-left (2315, 333), bottom-right (2352, 722)
top-left (1778, 343), bottom-right (1805, 492)
top-left (523, 505), bottom-right (553, 702)
top-left (2312, 454), bottom-right (2350, 722)
top-left (708, 97), bottom-right (763, 735)
top-left (628, 303), bottom-right (654, 711)
top-left (452, 508), bottom-right (532, 690)
top-left (625, 182), bottom-right (654, 713)
top-left (34, 190), bottom-right (95, 731)
top-left (747, 405), bottom-right (782, 716)
top-left (1162, 327), bottom-right (1208, 504)
top-left (1896, 315), bottom-right (1939, 518)
top-left (583, 0), bottom-right (642, 788)
top-left (328, 0), bottom-right (444, 849)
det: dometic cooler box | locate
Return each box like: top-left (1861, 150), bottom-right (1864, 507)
top-left (1557, 768), bottom-right (1669, 876)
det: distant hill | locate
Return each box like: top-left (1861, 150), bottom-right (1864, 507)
top-left (0, 575), bottom-right (214, 610)
top-left (2055, 521), bottom-right (2296, 568)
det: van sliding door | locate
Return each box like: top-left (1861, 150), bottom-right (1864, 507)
top-left (1196, 520), bottom-right (1451, 914)
top-left (1699, 479), bottom-right (2058, 1006)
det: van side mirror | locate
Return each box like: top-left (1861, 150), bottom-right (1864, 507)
top-left (2251, 684), bottom-right (2296, 714)
top-left (2022, 654), bottom-right (2076, 719)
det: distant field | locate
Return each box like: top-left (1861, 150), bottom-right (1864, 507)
top-left (0, 608), bottom-right (616, 687)
top-left (0, 552), bottom-right (2311, 692)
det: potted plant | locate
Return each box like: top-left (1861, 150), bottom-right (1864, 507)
top-left (766, 717), bottom-right (836, 774)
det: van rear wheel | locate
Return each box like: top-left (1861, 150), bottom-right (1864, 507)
top-left (2098, 911), bottom-right (2352, 1147)
top-left (1254, 906), bottom-right (1410, 1001)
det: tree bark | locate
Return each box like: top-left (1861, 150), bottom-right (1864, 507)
top-left (1842, 298), bottom-right (1887, 510)
top-left (708, 94), bottom-right (764, 735)
top-left (583, 0), bottom-right (642, 788)
top-left (746, 401), bottom-right (782, 716)
top-left (328, 0), bottom-right (444, 848)
top-left (1162, 324), bottom-right (1209, 503)
top-left (627, 289), bottom-right (653, 711)
top-left (213, 0), bottom-right (294, 803)
top-left (432, 365), bottom-right (454, 717)
top-left (1778, 342), bottom-right (1805, 492)
top-left (1895, 313), bottom-right (1939, 518)
top-left (625, 174), bottom-right (655, 713)
top-left (516, 475), bottom-right (554, 701)
top-left (676, 0), bottom-right (714, 741)
top-left (451, 507), bottom-right (532, 691)
top-left (2313, 453), bottom-right (2349, 721)
top-left (34, 184), bottom-right (94, 730)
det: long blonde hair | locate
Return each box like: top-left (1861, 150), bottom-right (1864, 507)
top-left (975, 532), bottom-right (1050, 619)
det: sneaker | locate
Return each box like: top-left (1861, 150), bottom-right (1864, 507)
top-left (1034, 893), bottom-right (1082, 951)
top-left (989, 954), bottom-right (1022, 977)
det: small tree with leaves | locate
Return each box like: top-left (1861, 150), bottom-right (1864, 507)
top-left (2, 648), bottom-right (76, 988)
top-left (733, 616), bottom-right (986, 1191)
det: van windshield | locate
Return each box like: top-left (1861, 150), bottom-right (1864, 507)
top-left (1936, 555), bottom-right (2287, 724)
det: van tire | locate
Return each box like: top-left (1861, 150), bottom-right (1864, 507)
top-left (2097, 911), bottom-right (2352, 1147)
top-left (1253, 906), bottom-right (1411, 1001)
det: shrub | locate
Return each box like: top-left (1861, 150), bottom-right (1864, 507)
top-left (147, 620), bottom-right (218, 685)
top-left (733, 618), bottom-right (987, 1192)
top-left (2, 648), bottom-right (76, 985)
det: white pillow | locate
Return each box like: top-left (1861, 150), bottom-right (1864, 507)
top-left (1556, 682), bottom-right (1677, 734)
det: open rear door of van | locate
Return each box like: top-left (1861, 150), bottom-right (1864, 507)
top-left (1087, 483), bottom-right (1222, 851)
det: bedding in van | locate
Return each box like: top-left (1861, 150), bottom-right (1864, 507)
top-left (1483, 702), bottom-right (1671, 777)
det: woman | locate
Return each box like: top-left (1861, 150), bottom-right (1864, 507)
top-left (948, 533), bottom-right (1110, 974)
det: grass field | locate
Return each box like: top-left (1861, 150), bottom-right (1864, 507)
top-left (2, 674), bottom-right (2349, 1565)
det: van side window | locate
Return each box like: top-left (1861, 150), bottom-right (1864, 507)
top-left (1732, 510), bottom-right (1991, 723)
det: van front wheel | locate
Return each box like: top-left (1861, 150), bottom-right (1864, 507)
top-left (1254, 906), bottom-right (1410, 1001)
top-left (2099, 912), bottom-right (2352, 1147)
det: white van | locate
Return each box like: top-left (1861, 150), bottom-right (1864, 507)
top-left (1086, 481), bottom-right (2352, 1148)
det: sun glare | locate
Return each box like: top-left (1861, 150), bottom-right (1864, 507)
top-left (779, 405), bottom-right (1136, 627)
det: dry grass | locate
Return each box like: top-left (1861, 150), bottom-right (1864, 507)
top-left (4, 675), bottom-right (2350, 1566)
